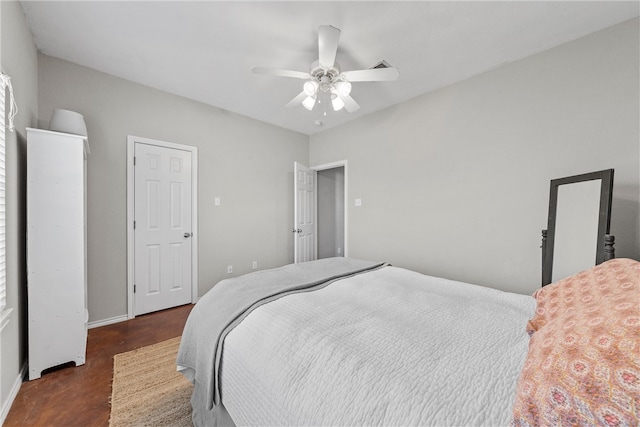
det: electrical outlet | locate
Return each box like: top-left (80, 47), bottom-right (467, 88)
top-left (215, 197), bottom-right (221, 206)
top-left (227, 265), bottom-right (233, 274)
top-left (252, 261), bottom-right (258, 269)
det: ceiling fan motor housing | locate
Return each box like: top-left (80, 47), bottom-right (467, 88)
top-left (310, 60), bottom-right (341, 84)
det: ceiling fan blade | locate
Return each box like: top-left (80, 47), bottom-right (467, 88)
top-left (285, 91), bottom-right (308, 108)
top-left (339, 93), bottom-right (360, 113)
top-left (252, 67), bottom-right (311, 80)
top-left (318, 25), bottom-right (341, 68)
top-left (341, 67), bottom-right (399, 82)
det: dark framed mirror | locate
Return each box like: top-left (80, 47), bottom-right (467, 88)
top-left (542, 169), bottom-right (614, 286)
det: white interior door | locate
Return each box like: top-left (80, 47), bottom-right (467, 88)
top-left (134, 142), bottom-right (192, 315)
top-left (294, 162), bottom-right (317, 263)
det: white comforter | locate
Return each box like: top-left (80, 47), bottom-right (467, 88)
top-left (219, 266), bottom-right (536, 426)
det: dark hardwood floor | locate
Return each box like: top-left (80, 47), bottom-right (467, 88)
top-left (5, 304), bottom-right (194, 427)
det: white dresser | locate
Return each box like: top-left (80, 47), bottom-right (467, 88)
top-left (26, 128), bottom-right (90, 380)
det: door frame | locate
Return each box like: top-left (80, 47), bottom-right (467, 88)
top-left (126, 135), bottom-right (199, 319)
top-left (312, 160), bottom-right (348, 258)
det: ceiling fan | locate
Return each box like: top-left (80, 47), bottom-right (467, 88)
top-left (252, 25), bottom-right (399, 113)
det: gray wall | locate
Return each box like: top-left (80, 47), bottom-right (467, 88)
top-left (310, 18), bottom-right (640, 296)
top-left (317, 167), bottom-right (345, 258)
top-left (37, 55), bottom-right (309, 323)
top-left (0, 0), bottom-right (38, 417)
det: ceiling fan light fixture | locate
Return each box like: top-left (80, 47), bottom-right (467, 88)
top-left (302, 95), bottom-right (316, 111)
top-left (335, 81), bottom-right (352, 97)
top-left (303, 80), bottom-right (319, 96)
top-left (331, 95), bottom-right (345, 111)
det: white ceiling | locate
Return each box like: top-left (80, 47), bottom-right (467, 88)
top-left (21, 1), bottom-right (639, 135)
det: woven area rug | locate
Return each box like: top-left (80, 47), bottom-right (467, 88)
top-left (110, 337), bottom-right (193, 427)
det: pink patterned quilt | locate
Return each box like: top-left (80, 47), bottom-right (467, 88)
top-left (511, 258), bottom-right (640, 426)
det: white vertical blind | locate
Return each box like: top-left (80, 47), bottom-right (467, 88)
top-left (0, 75), bottom-right (7, 311)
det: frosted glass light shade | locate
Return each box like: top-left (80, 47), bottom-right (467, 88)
top-left (49, 109), bottom-right (88, 137)
top-left (303, 81), bottom-right (319, 96)
top-left (331, 95), bottom-right (345, 111)
top-left (302, 96), bottom-right (316, 111)
top-left (335, 81), bottom-right (352, 97)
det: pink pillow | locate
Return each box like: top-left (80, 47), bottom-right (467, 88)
top-left (511, 258), bottom-right (640, 426)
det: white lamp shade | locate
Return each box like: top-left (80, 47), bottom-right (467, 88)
top-left (49, 109), bottom-right (88, 137)
top-left (335, 81), bottom-right (352, 97)
top-left (303, 81), bottom-right (319, 97)
top-left (331, 95), bottom-right (345, 111)
top-left (302, 96), bottom-right (316, 111)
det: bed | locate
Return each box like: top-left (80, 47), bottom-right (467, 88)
top-left (176, 256), bottom-right (639, 426)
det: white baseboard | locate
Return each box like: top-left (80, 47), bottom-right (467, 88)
top-left (88, 314), bottom-right (128, 329)
top-left (0, 362), bottom-right (27, 425)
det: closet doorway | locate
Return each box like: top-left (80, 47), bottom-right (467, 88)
top-left (126, 135), bottom-right (199, 318)
top-left (293, 160), bottom-right (348, 263)
top-left (316, 164), bottom-right (346, 259)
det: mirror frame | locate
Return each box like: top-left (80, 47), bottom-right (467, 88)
top-left (542, 169), bottom-right (614, 286)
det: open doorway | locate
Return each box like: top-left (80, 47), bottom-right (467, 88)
top-left (315, 162), bottom-right (347, 259)
top-left (293, 160), bottom-right (348, 263)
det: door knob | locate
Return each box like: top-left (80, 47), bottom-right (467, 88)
top-left (184, 232), bottom-right (192, 238)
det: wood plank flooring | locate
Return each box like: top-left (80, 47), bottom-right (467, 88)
top-left (5, 304), bottom-right (194, 427)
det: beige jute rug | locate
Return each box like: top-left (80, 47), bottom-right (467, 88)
top-left (110, 336), bottom-right (193, 427)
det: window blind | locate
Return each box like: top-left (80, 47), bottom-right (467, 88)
top-left (0, 73), bottom-right (8, 312)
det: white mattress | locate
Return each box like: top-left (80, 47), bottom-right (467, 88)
top-left (219, 266), bottom-right (536, 426)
